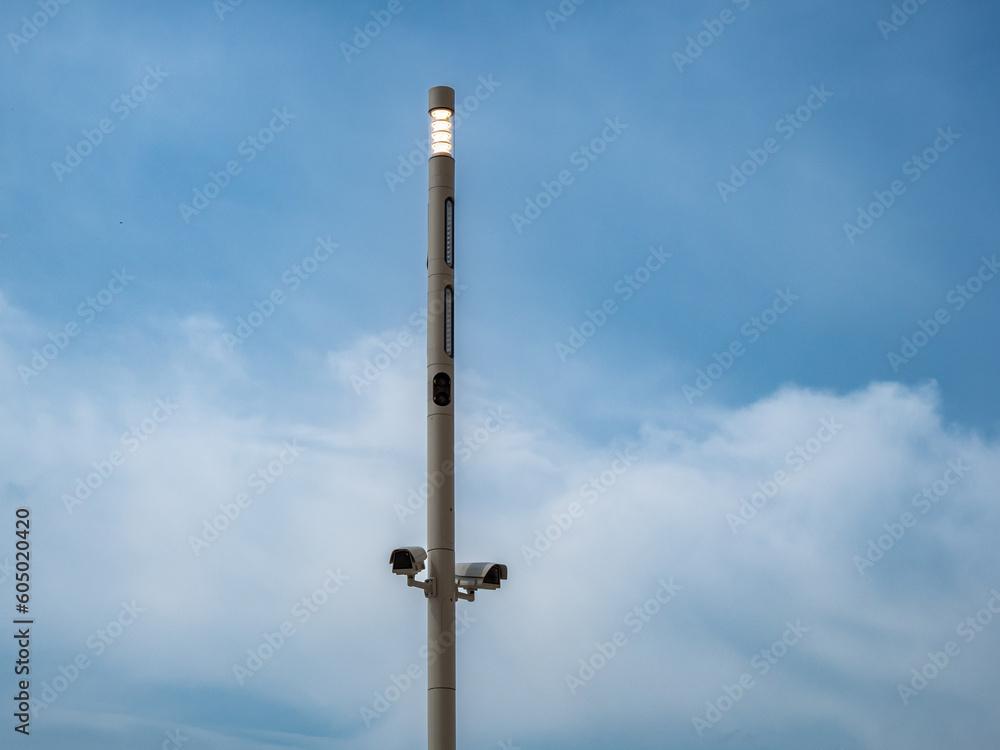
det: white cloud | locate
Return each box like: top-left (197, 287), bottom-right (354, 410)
top-left (2, 306), bottom-right (999, 749)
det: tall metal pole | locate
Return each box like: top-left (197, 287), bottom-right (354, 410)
top-left (426, 85), bottom-right (456, 750)
top-left (391, 85), bottom-right (501, 747)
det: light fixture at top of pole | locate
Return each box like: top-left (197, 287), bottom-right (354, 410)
top-left (429, 106), bottom-right (454, 157)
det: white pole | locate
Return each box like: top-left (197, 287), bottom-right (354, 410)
top-left (426, 85), bottom-right (456, 750)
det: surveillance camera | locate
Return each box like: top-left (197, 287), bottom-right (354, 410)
top-left (455, 562), bottom-right (507, 591)
top-left (390, 546), bottom-right (427, 576)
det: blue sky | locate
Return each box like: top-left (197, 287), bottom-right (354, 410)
top-left (2, 0), bottom-right (999, 748)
